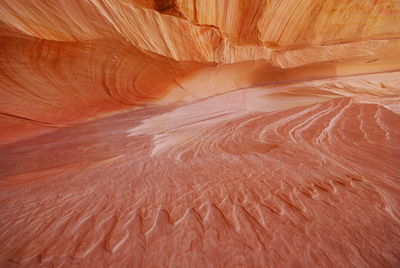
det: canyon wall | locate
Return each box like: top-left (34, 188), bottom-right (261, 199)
top-left (0, 0), bottom-right (400, 267)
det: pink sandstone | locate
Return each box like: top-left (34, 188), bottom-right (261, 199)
top-left (0, 1), bottom-right (400, 267)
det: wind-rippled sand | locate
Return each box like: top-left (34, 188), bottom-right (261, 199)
top-left (1, 73), bottom-right (399, 267)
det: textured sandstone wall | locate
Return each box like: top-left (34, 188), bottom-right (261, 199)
top-left (0, 1), bottom-right (399, 267)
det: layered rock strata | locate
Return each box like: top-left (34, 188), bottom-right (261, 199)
top-left (0, 1), bottom-right (400, 267)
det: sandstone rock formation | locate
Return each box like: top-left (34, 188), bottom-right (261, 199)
top-left (0, 0), bottom-right (400, 267)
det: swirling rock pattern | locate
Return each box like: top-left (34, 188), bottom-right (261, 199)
top-left (0, 1), bottom-right (400, 267)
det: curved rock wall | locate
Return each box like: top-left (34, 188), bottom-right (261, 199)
top-left (0, 1), bottom-right (399, 267)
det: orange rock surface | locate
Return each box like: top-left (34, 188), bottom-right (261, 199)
top-left (0, 0), bottom-right (400, 267)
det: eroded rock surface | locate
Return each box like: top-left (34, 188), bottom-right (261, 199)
top-left (0, 1), bottom-right (400, 267)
